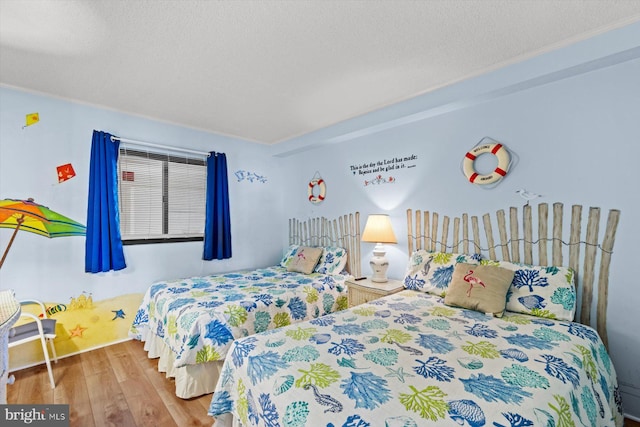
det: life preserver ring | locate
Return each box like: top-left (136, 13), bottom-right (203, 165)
top-left (463, 143), bottom-right (510, 185)
top-left (308, 178), bottom-right (326, 203)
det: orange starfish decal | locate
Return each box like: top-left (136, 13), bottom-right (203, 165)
top-left (69, 324), bottom-right (87, 338)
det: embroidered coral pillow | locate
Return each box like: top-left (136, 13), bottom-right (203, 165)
top-left (444, 263), bottom-right (514, 317)
top-left (486, 260), bottom-right (577, 321)
top-left (314, 246), bottom-right (348, 275)
top-left (280, 245), bottom-right (299, 267)
top-left (403, 250), bottom-right (482, 296)
top-left (285, 246), bottom-right (323, 274)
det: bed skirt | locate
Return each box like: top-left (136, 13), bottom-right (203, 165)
top-left (141, 333), bottom-right (223, 399)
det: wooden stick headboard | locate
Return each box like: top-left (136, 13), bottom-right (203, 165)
top-left (406, 203), bottom-right (620, 347)
top-left (288, 212), bottom-right (361, 279)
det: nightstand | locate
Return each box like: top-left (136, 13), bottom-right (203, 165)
top-left (347, 277), bottom-right (404, 307)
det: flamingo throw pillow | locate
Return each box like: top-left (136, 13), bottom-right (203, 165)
top-left (444, 263), bottom-right (515, 317)
top-left (285, 246), bottom-right (324, 274)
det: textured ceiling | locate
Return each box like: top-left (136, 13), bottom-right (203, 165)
top-left (1, 0), bottom-right (640, 144)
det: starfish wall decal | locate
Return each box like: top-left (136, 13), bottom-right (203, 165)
top-left (69, 324), bottom-right (87, 338)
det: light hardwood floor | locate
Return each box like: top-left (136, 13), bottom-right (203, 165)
top-left (7, 339), bottom-right (213, 427)
top-left (7, 339), bottom-right (640, 427)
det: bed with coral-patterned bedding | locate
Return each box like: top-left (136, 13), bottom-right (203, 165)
top-left (129, 266), bottom-right (350, 368)
top-left (129, 213), bottom-right (362, 398)
top-left (208, 289), bottom-right (623, 426)
top-left (208, 202), bottom-right (623, 426)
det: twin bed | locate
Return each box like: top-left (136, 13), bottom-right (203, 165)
top-left (129, 213), bottom-right (362, 398)
top-left (205, 203), bottom-right (624, 427)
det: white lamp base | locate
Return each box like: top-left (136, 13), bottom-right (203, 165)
top-left (369, 243), bottom-right (389, 283)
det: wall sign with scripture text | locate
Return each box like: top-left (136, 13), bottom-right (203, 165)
top-left (350, 154), bottom-right (418, 186)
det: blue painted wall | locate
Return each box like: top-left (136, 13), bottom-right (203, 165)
top-left (0, 87), bottom-right (286, 303)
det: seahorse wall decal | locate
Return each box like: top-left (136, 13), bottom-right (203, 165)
top-left (303, 383), bottom-right (343, 413)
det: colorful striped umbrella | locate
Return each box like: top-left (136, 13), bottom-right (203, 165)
top-left (0, 198), bottom-right (86, 268)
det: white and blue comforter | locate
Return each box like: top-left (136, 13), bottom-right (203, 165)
top-left (208, 290), bottom-right (623, 427)
top-left (129, 266), bottom-right (349, 368)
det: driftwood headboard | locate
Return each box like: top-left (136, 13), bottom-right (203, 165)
top-left (406, 203), bottom-right (620, 347)
top-left (288, 212), bottom-right (362, 279)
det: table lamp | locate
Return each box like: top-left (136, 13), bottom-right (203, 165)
top-left (361, 214), bottom-right (397, 282)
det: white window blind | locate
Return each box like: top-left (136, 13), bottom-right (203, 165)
top-left (117, 147), bottom-right (207, 243)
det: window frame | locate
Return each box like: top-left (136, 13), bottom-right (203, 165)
top-left (117, 148), bottom-right (207, 245)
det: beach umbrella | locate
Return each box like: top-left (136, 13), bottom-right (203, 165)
top-left (0, 198), bottom-right (86, 269)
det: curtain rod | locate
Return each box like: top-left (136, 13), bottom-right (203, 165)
top-left (110, 136), bottom-right (210, 157)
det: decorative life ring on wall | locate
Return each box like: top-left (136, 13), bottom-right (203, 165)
top-left (463, 142), bottom-right (510, 185)
top-left (308, 178), bottom-right (326, 203)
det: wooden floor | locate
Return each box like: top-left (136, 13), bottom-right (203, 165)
top-left (7, 340), bottom-right (213, 427)
top-left (7, 339), bottom-right (640, 427)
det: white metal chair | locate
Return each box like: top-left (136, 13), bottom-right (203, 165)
top-left (8, 299), bottom-right (57, 388)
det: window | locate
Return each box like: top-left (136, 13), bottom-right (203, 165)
top-left (117, 148), bottom-right (207, 244)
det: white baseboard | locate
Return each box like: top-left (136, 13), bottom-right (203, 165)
top-left (626, 413), bottom-right (640, 422)
top-left (9, 337), bottom-right (133, 372)
top-left (621, 383), bottom-right (640, 422)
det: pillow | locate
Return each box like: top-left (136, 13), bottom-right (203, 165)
top-left (279, 245), bottom-right (299, 267)
top-left (444, 263), bottom-right (514, 317)
top-left (403, 250), bottom-right (482, 296)
top-left (285, 246), bottom-right (323, 274)
top-left (486, 259), bottom-right (577, 321)
top-left (314, 246), bottom-right (348, 275)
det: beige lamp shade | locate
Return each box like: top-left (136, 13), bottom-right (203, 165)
top-left (362, 214), bottom-right (397, 244)
top-left (362, 214), bottom-right (396, 282)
